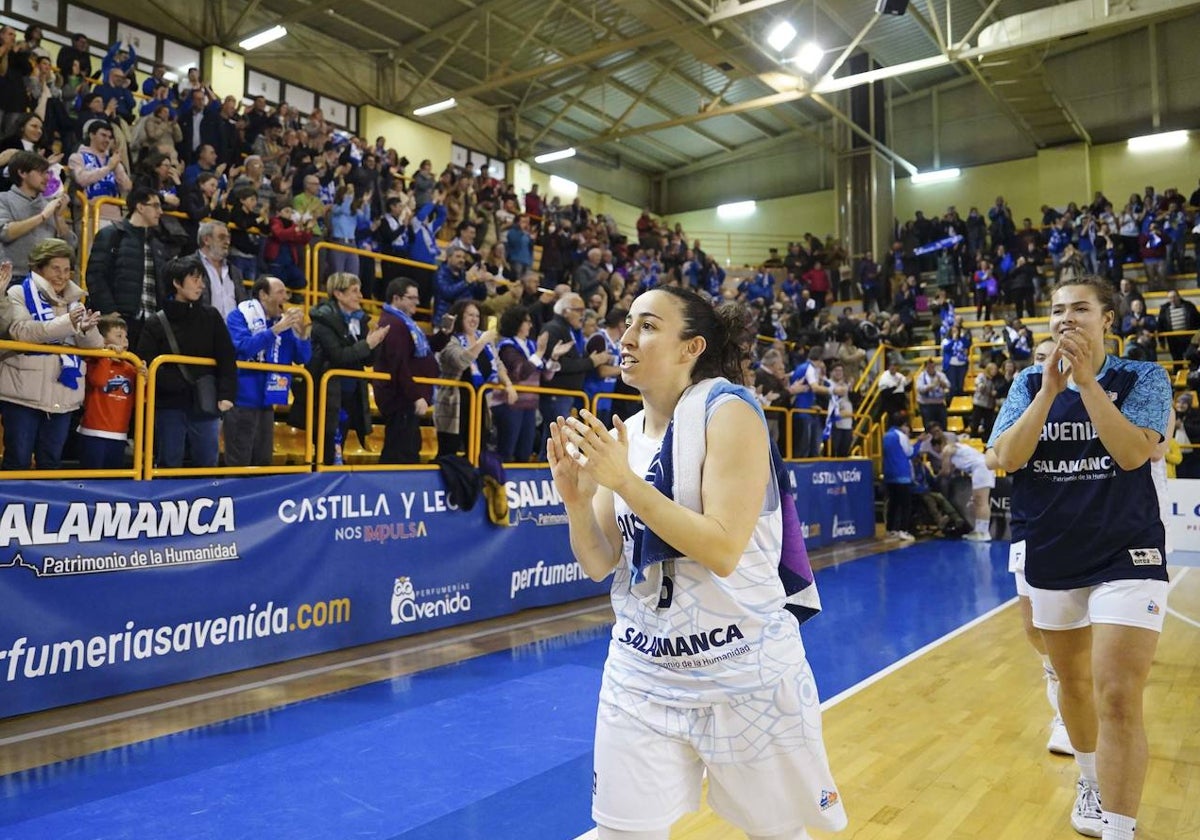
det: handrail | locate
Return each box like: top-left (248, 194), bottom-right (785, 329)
top-left (307, 240), bottom-right (437, 318)
top-left (143, 354), bottom-right (315, 478)
top-left (315, 370), bottom-right (474, 470)
top-left (75, 190), bottom-right (93, 278)
top-left (474, 382), bottom-right (588, 465)
top-left (0, 340), bottom-right (145, 479)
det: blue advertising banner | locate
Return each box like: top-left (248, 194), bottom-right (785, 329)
top-left (0, 460), bottom-right (873, 718)
top-left (786, 459), bottom-right (876, 549)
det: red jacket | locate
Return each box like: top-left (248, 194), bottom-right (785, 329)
top-left (264, 216), bottom-right (313, 265)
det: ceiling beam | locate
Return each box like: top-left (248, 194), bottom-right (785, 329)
top-left (398, 20), bottom-right (480, 110)
top-left (424, 26), bottom-right (690, 103)
top-left (707, 0), bottom-right (791, 25)
top-left (664, 123), bottom-right (836, 180)
top-left (608, 55), bottom-right (681, 135)
top-left (388, 0), bottom-right (514, 65)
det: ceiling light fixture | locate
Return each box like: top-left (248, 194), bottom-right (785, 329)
top-left (717, 200), bottom-right (756, 219)
top-left (1127, 130), bottom-right (1189, 153)
top-left (533, 147), bottom-right (576, 164)
top-left (792, 41), bottom-right (824, 74)
top-left (767, 21), bottom-right (797, 52)
top-left (412, 98), bottom-right (457, 117)
top-left (238, 25), bottom-right (287, 51)
top-left (910, 167), bottom-right (961, 185)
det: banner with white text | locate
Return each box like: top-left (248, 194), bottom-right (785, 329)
top-left (0, 461), bottom-right (871, 717)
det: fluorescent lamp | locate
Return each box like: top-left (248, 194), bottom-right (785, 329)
top-left (767, 21), bottom-right (797, 52)
top-left (412, 97), bottom-right (457, 117)
top-left (549, 175), bottom-right (577, 195)
top-left (238, 25), bottom-right (287, 51)
top-left (717, 200), bottom-right (756, 219)
top-left (910, 168), bottom-right (961, 185)
top-left (533, 147), bottom-right (576, 164)
top-left (792, 41), bottom-right (824, 74)
top-left (1127, 130), bottom-right (1188, 153)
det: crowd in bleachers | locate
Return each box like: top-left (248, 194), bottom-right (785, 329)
top-left (1, 17), bottom-right (1199, 475)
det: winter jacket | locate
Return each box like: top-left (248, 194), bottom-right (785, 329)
top-left (136, 298), bottom-right (238, 411)
top-left (288, 299), bottom-right (374, 441)
top-left (84, 220), bottom-right (174, 321)
top-left (0, 273), bottom-right (103, 413)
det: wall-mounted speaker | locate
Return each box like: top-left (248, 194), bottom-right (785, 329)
top-left (875, 0), bottom-right (909, 15)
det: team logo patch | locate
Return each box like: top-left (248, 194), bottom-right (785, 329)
top-left (819, 789), bottom-right (840, 810)
top-left (1106, 390), bottom-right (1118, 402)
top-left (1147, 600), bottom-right (1161, 615)
top-left (1129, 548), bottom-right (1163, 566)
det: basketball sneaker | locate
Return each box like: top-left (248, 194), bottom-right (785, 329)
top-left (1071, 778), bottom-right (1103, 837)
top-left (1048, 715), bottom-right (1074, 755)
top-left (964, 531), bottom-right (991, 542)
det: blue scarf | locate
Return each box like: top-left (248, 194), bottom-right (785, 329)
top-left (383, 304), bottom-right (428, 358)
top-left (630, 379), bottom-right (821, 626)
top-left (21, 275), bottom-right (82, 389)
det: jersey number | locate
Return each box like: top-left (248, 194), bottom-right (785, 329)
top-left (657, 572), bottom-right (673, 609)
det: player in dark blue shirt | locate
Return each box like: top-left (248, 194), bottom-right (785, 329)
top-left (989, 277), bottom-right (1170, 840)
top-left (988, 338), bottom-right (1074, 757)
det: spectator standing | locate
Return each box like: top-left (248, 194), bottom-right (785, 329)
top-left (1157, 290), bottom-right (1199, 361)
top-left (1119, 298), bottom-right (1156, 339)
top-left (69, 120), bottom-right (132, 200)
top-left (408, 198), bottom-right (446, 306)
top-left (137, 256), bottom-right (237, 469)
top-left (374, 279), bottom-right (437, 464)
top-left (882, 412), bottom-right (916, 541)
top-left (941, 324), bottom-right (972, 397)
top-left (0, 241), bottom-right (102, 469)
top-left (85, 187), bottom-right (172, 349)
top-left (537, 292), bottom-right (606, 457)
top-left (224, 276), bottom-right (311, 467)
top-left (294, 272), bottom-right (388, 465)
top-left (77, 314), bottom-right (139, 469)
top-left (504, 214), bottom-right (533, 278)
top-left (0, 26), bottom-right (32, 135)
top-left (91, 67), bottom-right (135, 123)
top-left (432, 246), bottom-right (487, 323)
top-left (1005, 318), bottom-right (1035, 370)
top-left (916, 358), bottom-right (950, 431)
top-left (492, 305), bottom-right (559, 462)
top-left (434, 299), bottom-right (499, 457)
top-left (329, 183), bottom-right (369, 278)
top-left (970, 362), bottom-right (999, 440)
top-left (876, 359), bottom-right (910, 418)
top-left (0, 151), bottom-right (75, 277)
top-left (787, 350), bottom-right (825, 459)
top-left (1138, 222), bottom-right (1169, 291)
top-left (410, 160), bottom-right (436, 209)
top-left (264, 206), bottom-right (314, 291)
top-left (55, 32), bottom-right (92, 79)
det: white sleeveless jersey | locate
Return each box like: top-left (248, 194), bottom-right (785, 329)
top-left (602, 406), bottom-right (808, 707)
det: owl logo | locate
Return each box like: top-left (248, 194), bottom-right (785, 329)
top-left (390, 576), bottom-right (416, 624)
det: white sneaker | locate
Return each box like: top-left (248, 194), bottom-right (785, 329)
top-left (1047, 715), bottom-right (1074, 755)
top-left (896, 530), bottom-right (916, 542)
top-left (963, 531), bottom-right (991, 541)
top-left (1071, 779), bottom-right (1103, 837)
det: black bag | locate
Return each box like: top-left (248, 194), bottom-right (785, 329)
top-left (155, 311), bottom-right (221, 416)
top-left (192, 373), bottom-right (219, 416)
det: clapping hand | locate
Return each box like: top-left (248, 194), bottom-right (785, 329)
top-left (366, 323), bottom-right (391, 348)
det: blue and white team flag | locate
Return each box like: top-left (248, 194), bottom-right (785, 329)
top-left (913, 234), bottom-right (963, 256)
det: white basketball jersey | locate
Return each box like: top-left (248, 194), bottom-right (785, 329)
top-left (602, 407), bottom-right (808, 706)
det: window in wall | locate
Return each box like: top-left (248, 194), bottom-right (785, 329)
top-left (161, 38), bottom-right (198, 75)
top-left (319, 97), bottom-right (347, 126)
top-left (246, 70), bottom-right (281, 102)
top-left (285, 85), bottom-right (315, 115)
top-left (451, 144), bottom-right (469, 168)
top-left (11, 0), bottom-right (59, 26)
top-left (119, 23), bottom-right (156, 60)
top-left (65, 4), bottom-right (108, 44)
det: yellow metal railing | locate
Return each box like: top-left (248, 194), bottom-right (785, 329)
top-left (474, 382), bottom-right (589, 465)
top-left (143, 355), bottom-right (314, 478)
top-left (0, 340), bottom-right (145, 479)
top-left (315, 370), bottom-right (474, 470)
top-left (307, 240), bottom-right (436, 319)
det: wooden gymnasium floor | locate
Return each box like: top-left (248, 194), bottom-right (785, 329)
top-left (1, 538), bottom-right (1197, 840)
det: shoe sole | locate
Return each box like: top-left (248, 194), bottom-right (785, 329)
top-left (1070, 817), bottom-right (1102, 838)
